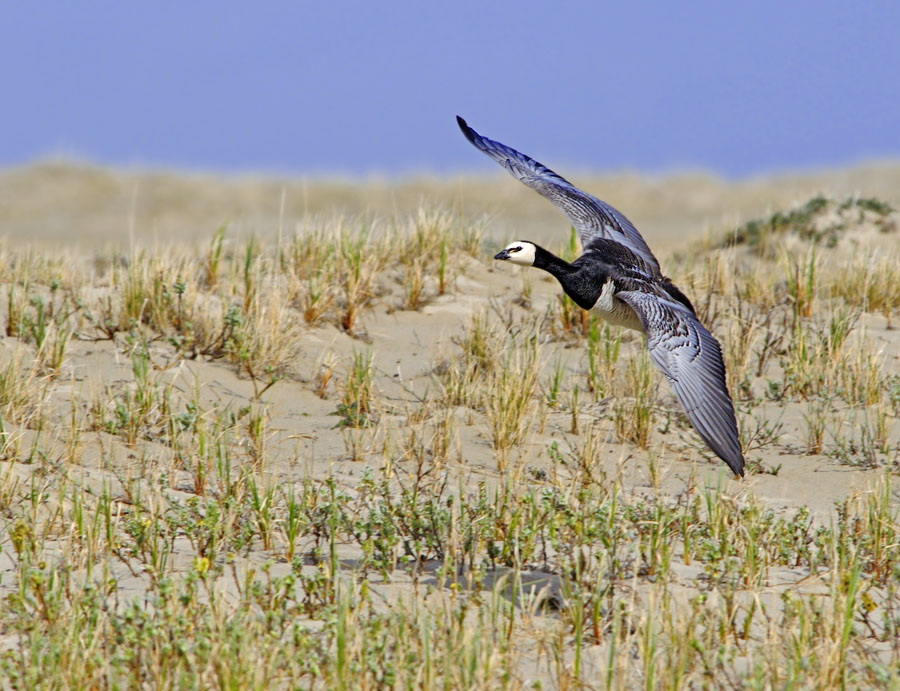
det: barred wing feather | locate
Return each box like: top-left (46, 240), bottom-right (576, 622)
top-left (616, 290), bottom-right (745, 477)
top-left (457, 116), bottom-right (660, 272)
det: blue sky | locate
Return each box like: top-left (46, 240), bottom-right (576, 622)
top-left (2, 2), bottom-right (899, 176)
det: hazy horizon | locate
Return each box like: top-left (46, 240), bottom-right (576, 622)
top-left (9, 154), bottom-right (900, 185)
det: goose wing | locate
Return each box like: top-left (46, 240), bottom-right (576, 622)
top-left (615, 289), bottom-right (745, 477)
top-left (457, 116), bottom-right (660, 273)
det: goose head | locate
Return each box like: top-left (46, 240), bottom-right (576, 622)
top-left (494, 241), bottom-right (537, 267)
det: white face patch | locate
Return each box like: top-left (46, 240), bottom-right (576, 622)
top-left (502, 241), bottom-right (536, 266)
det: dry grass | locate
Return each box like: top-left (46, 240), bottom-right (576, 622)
top-left (0, 191), bottom-right (898, 687)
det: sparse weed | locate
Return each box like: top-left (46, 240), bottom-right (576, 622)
top-left (612, 350), bottom-right (656, 449)
top-left (402, 257), bottom-right (428, 310)
top-left (782, 245), bottom-right (818, 322)
top-left (0, 196), bottom-right (897, 688)
top-left (0, 350), bottom-right (46, 428)
top-left (225, 288), bottom-right (302, 398)
top-left (203, 222), bottom-right (227, 289)
top-left (803, 399), bottom-right (829, 454)
top-left (828, 251), bottom-right (900, 326)
top-left (336, 350), bottom-right (375, 428)
top-left (338, 224), bottom-right (380, 332)
top-left (314, 350), bottom-right (339, 399)
top-left (544, 355), bottom-right (567, 408)
top-left (586, 319), bottom-right (620, 399)
top-left (485, 334), bottom-right (540, 468)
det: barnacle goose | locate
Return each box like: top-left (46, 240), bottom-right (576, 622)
top-left (457, 116), bottom-right (745, 478)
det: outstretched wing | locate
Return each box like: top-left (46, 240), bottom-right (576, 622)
top-left (457, 116), bottom-right (660, 273)
top-left (616, 289), bottom-right (745, 477)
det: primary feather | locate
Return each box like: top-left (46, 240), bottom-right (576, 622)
top-left (615, 291), bottom-right (744, 477)
top-left (456, 116), bottom-right (661, 273)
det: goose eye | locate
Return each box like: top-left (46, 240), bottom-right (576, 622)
top-left (510, 246), bottom-right (521, 253)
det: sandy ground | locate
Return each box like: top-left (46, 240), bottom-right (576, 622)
top-left (0, 161), bottom-right (898, 685)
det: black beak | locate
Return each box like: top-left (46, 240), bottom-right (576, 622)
top-left (494, 249), bottom-right (510, 260)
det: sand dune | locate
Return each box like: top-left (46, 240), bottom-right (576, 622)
top-left (0, 162), bottom-right (898, 686)
top-left (3, 160), bottom-right (900, 250)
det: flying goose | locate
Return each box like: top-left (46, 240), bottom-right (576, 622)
top-left (457, 116), bottom-right (745, 478)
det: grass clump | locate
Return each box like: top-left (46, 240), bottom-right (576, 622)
top-left (722, 195), bottom-right (895, 254)
top-left (826, 251), bottom-right (900, 326)
top-left (485, 335), bottom-right (541, 468)
top-left (612, 350), bottom-right (656, 449)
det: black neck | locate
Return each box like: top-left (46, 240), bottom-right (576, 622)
top-left (531, 244), bottom-right (604, 310)
top-left (532, 244), bottom-right (574, 279)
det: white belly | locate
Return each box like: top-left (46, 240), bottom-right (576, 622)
top-left (590, 280), bottom-right (642, 331)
